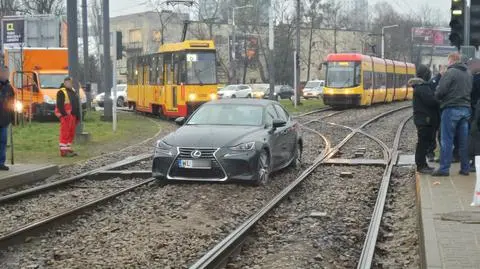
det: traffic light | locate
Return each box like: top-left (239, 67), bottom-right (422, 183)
top-left (116, 31), bottom-right (123, 60)
top-left (471, 0), bottom-right (480, 47)
top-left (449, 0), bottom-right (465, 49)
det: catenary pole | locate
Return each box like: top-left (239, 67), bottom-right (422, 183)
top-left (268, 0), bottom-right (275, 100)
top-left (102, 0), bottom-right (113, 121)
top-left (67, 0), bottom-right (83, 134)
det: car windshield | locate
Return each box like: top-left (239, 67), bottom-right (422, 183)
top-left (219, 85), bottom-right (237, 91)
top-left (326, 62), bottom-right (360, 88)
top-left (39, 74), bottom-right (68, 89)
top-left (305, 81), bottom-right (321, 88)
top-left (116, 85), bottom-right (126, 92)
top-left (185, 52), bottom-right (216, 85)
top-left (187, 104), bottom-right (264, 126)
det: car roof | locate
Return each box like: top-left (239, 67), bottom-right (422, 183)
top-left (207, 99), bottom-right (279, 107)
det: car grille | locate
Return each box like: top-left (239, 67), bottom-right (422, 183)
top-left (169, 148), bottom-right (226, 180)
top-left (178, 148), bottom-right (216, 159)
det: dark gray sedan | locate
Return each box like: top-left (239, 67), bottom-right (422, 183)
top-left (152, 99), bottom-right (302, 185)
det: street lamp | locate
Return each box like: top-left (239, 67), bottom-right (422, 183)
top-left (381, 24), bottom-right (398, 58)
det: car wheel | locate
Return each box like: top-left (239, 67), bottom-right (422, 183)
top-left (254, 150), bottom-right (270, 186)
top-left (275, 95), bottom-right (279, 101)
top-left (117, 97), bottom-right (125, 107)
top-left (247, 94), bottom-right (251, 98)
top-left (231, 95), bottom-right (236, 98)
top-left (290, 143), bottom-right (302, 168)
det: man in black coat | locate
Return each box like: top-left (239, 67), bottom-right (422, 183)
top-left (468, 59), bottom-right (480, 172)
top-left (410, 64), bottom-right (439, 174)
top-left (0, 66), bottom-right (15, 170)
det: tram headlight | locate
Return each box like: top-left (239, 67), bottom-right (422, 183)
top-left (209, 93), bottom-right (217, 100)
top-left (188, 93), bottom-right (197, 102)
top-left (14, 101), bottom-right (23, 113)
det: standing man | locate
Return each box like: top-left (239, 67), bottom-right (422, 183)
top-left (410, 64), bottom-right (438, 174)
top-left (426, 66), bottom-right (444, 162)
top-left (55, 77), bottom-right (80, 157)
top-left (433, 53), bottom-right (472, 176)
top-left (0, 66), bottom-right (15, 170)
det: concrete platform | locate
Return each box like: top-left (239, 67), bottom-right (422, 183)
top-left (417, 163), bottom-right (480, 269)
top-left (0, 164), bottom-right (58, 191)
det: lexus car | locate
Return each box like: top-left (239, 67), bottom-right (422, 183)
top-left (152, 99), bottom-right (302, 186)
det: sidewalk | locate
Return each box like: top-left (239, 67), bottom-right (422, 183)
top-left (417, 163), bottom-right (480, 269)
top-left (0, 164), bottom-right (58, 191)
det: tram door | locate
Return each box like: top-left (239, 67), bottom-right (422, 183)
top-left (164, 53), bottom-right (178, 112)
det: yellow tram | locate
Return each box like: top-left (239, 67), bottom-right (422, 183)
top-left (323, 53), bottom-right (415, 107)
top-left (126, 40), bottom-right (218, 118)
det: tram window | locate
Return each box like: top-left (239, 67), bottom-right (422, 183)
top-left (386, 73), bottom-right (394, 88)
top-left (149, 55), bottom-right (156, 84)
top-left (156, 55), bottom-right (164, 84)
top-left (164, 53), bottom-right (173, 84)
top-left (363, 71), bottom-right (372, 89)
top-left (395, 74), bottom-right (403, 88)
top-left (374, 72), bottom-right (386, 89)
top-left (355, 64), bottom-right (361, 85)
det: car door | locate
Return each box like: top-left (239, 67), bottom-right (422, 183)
top-left (274, 104), bottom-right (296, 162)
top-left (265, 105), bottom-right (285, 170)
top-left (239, 85), bottom-right (249, 98)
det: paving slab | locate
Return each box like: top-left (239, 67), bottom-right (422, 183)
top-left (417, 163), bottom-right (480, 269)
top-left (0, 164), bottom-right (58, 191)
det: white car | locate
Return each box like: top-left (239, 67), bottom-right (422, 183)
top-left (302, 80), bottom-right (325, 99)
top-left (217, 84), bottom-right (252, 98)
top-left (95, 84), bottom-right (127, 107)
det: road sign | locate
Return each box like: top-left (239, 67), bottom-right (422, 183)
top-left (2, 19), bottom-right (24, 48)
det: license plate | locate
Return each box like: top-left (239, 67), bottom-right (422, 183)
top-left (178, 159), bottom-right (211, 169)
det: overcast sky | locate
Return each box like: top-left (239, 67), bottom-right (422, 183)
top-left (110, 0), bottom-right (451, 18)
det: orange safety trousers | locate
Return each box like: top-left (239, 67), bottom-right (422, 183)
top-left (59, 114), bottom-right (78, 156)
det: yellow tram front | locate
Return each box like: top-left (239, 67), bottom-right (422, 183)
top-left (127, 40), bottom-right (218, 118)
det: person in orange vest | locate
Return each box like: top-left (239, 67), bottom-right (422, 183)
top-left (55, 77), bottom-right (80, 157)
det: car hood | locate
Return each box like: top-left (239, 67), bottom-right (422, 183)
top-left (163, 125), bottom-right (263, 148)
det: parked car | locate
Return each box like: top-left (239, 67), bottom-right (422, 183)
top-left (302, 80), bottom-right (324, 99)
top-left (251, 84), bottom-right (270, 99)
top-left (217, 84), bottom-right (252, 98)
top-left (152, 99), bottom-right (303, 186)
top-left (95, 84), bottom-right (127, 107)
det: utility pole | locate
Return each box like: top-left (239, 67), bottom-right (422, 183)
top-left (81, 0), bottom-right (91, 110)
top-left (268, 0), bottom-right (275, 100)
top-left (295, 0), bottom-right (301, 105)
top-left (81, 0), bottom-right (89, 88)
top-left (67, 0), bottom-right (84, 135)
top-left (102, 0), bottom-right (112, 121)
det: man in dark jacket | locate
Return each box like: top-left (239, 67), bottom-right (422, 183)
top-left (410, 64), bottom-right (438, 174)
top-left (426, 68), bottom-right (443, 162)
top-left (55, 77), bottom-right (80, 157)
top-left (0, 66), bottom-right (15, 170)
top-left (467, 59), bottom-right (480, 172)
top-left (433, 53), bottom-right (472, 176)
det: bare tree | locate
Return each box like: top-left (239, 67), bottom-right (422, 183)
top-left (22, 0), bottom-right (65, 15)
top-left (150, 0), bottom-right (181, 45)
top-left (0, 0), bottom-right (22, 17)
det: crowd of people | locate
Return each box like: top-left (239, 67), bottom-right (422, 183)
top-left (411, 52), bottom-right (480, 176)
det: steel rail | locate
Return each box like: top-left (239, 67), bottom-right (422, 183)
top-left (0, 153), bottom-right (152, 204)
top-left (189, 105), bottom-right (412, 269)
top-left (292, 107), bottom-right (332, 118)
top-left (0, 178), bottom-right (156, 249)
top-left (356, 115), bottom-right (413, 269)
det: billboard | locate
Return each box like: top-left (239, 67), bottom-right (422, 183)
top-left (229, 35), bottom-right (259, 63)
top-left (2, 19), bottom-right (24, 48)
top-left (411, 27), bottom-right (451, 46)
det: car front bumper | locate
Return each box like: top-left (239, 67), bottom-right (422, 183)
top-left (152, 147), bottom-right (261, 182)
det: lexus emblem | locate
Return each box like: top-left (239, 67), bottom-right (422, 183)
top-left (191, 150), bottom-right (202, 158)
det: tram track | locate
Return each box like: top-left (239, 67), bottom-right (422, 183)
top-left (0, 102), bottom-right (412, 268)
top-left (188, 105), bottom-right (411, 269)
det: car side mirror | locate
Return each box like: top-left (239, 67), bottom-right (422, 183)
top-left (175, 117), bottom-right (185, 125)
top-left (272, 119), bottom-right (286, 128)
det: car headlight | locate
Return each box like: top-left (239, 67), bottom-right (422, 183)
top-left (155, 140), bottom-right (177, 156)
top-left (209, 93), bottom-right (217, 100)
top-left (43, 95), bottom-right (56, 105)
top-left (188, 93), bottom-right (197, 102)
top-left (229, 141), bottom-right (255, 151)
top-left (14, 101), bottom-right (23, 113)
